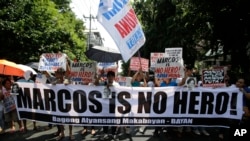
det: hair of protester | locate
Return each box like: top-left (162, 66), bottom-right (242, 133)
top-left (2, 78), bottom-right (11, 86)
top-left (107, 71), bottom-right (115, 77)
top-left (185, 64), bottom-right (193, 70)
top-left (149, 75), bottom-right (154, 81)
top-left (56, 67), bottom-right (66, 74)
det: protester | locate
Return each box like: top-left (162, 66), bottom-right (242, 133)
top-left (16, 70), bottom-right (38, 132)
top-left (194, 77), bottom-right (210, 136)
top-left (153, 77), bottom-right (177, 137)
top-left (94, 70), bottom-right (120, 140)
top-left (230, 77), bottom-right (250, 137)
top-left (1, 78), bottom-right (24, 133)
top-left (131, 67), bottom-right (147, 134)
top-left (138, 75), bottom-right (156, 134)
top-left (81, 83), bottom-right (96, 136)
top-left (177, 65), bottom-right (210, 136)
top-left (214, 74), bottom-right (243, 140)
top-left (0, 76), bottom-right (5, 134)
top-left (44, 65), bottom-right (74, 140)
top-left (240, 79), bottom-right (250, 135)
top-left (131, 67), bottom-right (147, 87)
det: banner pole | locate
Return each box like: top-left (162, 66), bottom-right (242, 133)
top-left (137, 51), bottom-right (142, 69)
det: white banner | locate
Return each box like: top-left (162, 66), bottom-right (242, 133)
top-left (38, 53), bottom-right (67, 72)
top-left (129, 57), bottom-right (149, 72)
top-left (155, 48), bottom-right (184, 78)
top-left (97, 0), bottom-right (146, 62)
top-left (165, 48), bottom-right (183, 58)
top-left (150, 52), bottom-right (165, 68)
top-left (70, 62), bottom-right (96, 85)
top-left (14, 83), bottom-right (243, 127)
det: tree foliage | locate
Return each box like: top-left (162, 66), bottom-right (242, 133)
top-left (0, 0), bottom-right (87, 63)
top-left (131, 0), bottom-right (250, 81)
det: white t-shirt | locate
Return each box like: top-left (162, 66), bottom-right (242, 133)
top-left (108, 81), bottom-right (120, 86)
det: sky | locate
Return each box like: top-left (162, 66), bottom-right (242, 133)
top-left (70, 0), bottom-right (123, 72)
top-left (70, 0), bottom-right (117, 49)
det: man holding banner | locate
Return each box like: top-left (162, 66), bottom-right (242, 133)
top-left (95, 70), bottom-right (120, 140)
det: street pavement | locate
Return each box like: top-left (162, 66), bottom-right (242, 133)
top-left (0, 120), bottom-right (230, 141)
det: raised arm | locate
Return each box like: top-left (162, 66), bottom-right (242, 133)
top-left (94, 69), bottom-right (104, 86)
top-left (131, 67), bottom-right (143, 83)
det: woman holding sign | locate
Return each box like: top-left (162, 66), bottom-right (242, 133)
top-left (46, 65), bottom-right (74, 141)
top-left (94, 70), bottom-right (120, 140)
top-left (131, 67), bottom-right (147, 87)
top-left (1, 78), bottom-right (24, 133)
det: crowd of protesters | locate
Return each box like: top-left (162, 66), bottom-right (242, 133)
top-left (0, 61), bottom-right (250, 141)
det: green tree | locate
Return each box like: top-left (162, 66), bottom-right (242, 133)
top-left (0, 0), bottom-right (87, 63)
top-left (131, 0), bottom-right (250, 81)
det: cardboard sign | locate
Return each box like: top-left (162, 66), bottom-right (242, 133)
top-left (202, 69), bottom-right (225, 87)
top-left (150, 52), bottom-right (165, 68)
top-left (70, 62), bottom-right (96, 85)
top-left (130, 57), bottom-right (149, 72)
top-left (38, 53), bottom-right (67, 72)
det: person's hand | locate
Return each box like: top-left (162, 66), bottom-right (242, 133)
top-left (239, 88), bottom-right (247, 94)
top-left (100, 68), bottom-right (105, 76)
top-left (63, 79), bottom-right (69, 85)
top-left (139, 67), bottom-right (142, 72)
top-left (5, 91), bottom-right (11, 96)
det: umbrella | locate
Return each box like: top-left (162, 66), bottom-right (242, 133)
top-left (17, 64), bottom-right (37, 75)
top-left (85, 46), bottom-right (123, 62)
top-left (25, 62), bottom-right (38, 70)
top-left (0, 59), bottom-right (24, 77)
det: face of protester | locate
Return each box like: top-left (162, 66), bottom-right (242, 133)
top-left (163, 78), bottom-right (171, 83)
top-left (185, 69), bottom-right (193, 77)
top-left (236, 78), bottom-right (245, 88)
top-left (4, 80), bottom-right (12, 90)
top-left (107, 74), bottom-right (115, 84)
top-left (135, 74), bottom-right (143, 81)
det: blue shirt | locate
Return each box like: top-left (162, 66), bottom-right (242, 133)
top-left (131, 81), bottom-right (141, 87)
top-left (160, 81), bottom-right (177, 87)
top-left (243, 87), bottom-right (250, 107)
